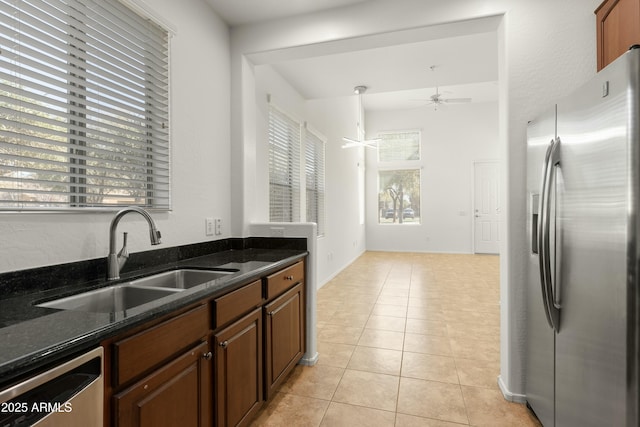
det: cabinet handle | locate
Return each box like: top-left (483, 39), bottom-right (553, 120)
top-left (285, 275), bottom-right (294, 280)
top-left (202, 351), bottom-right (213, 360)
top-left (219, 340), bottom-right (228, 348)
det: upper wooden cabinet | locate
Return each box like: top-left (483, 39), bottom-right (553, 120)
top-left (596, 0), bottom-right (640, 70)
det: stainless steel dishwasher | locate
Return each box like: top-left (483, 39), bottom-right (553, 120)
top-left (0, 347), bottom-right (103, 426)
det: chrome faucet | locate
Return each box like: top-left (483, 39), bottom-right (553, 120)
top-left (107, 207), bottom-right (162, 280)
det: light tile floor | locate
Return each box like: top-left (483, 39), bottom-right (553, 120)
top-left (251, 252), bottom-right (541, 427)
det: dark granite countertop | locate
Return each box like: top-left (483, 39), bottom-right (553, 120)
top-left (0, 243), bottom-right (307, 387)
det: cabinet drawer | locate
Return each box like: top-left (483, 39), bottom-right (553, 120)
top-left (213, 279), bottom-right (263, 328)
top-left (113, 304), bottom-right (209, 387)
top-left (265, 261), bottom-right (304, 300)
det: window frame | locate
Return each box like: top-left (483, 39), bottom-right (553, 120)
top-left (377, 129), bottom-right (421, 163)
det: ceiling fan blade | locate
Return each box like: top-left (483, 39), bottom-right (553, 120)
top-left (341, 137), bottom-right (380, 149)
top-left (442, 97), bottom-right (472, 103)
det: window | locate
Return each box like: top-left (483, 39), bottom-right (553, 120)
top-left (267, 103), bottom-right (326, 235)
top-left (268, 104), bottom-right (300, 222)
top-left (377, 130), bottom-right (421, 224)
top-left (0, 0), bottom-right (170, 210)
top-left (304, 125), bottom-right (325, 236)
top-left (378, 130), bottom-right (420, 162)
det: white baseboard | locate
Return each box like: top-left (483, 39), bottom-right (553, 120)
top-left (317, 248), bottom-right (366, 290)
top-left (497, 375), bottom-right (527, 403)
top-left (299, 351), bottom-right (319, 366)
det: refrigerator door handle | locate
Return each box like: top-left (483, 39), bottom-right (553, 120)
top-left (537, 139), bottom-right (555, 330)
top-left (540, 137), bottom-right (562, 331)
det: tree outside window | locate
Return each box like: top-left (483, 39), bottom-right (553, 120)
top-left (378, 169), bottom-right (420, 224)
top-left (376, 130), bottom-right (421, 224)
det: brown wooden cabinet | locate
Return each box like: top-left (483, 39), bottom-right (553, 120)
top-left (264, 282), bottom-right (305, 399)
top-left (103, 258), bottom-right (307, 427)
top-left (114, 341), bottom-right (212, 427)
top-left (596, 0), bottom-right (640, 70)
top-left (214, 308), bottom-right (263, 427)
top-left (104, 304), bottom-right (212, 427)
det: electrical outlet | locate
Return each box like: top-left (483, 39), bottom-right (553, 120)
top-left (214, 218), bottom-right (222, 235)
top-left (205, 218), bottom-right (214, 236)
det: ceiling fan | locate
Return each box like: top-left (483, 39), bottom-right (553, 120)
top-left (424, 87), bottom-right (472, 108)
top-left (414, 66), bottom-right (472, 110)
top-left (342, 85), bottom-right (380, 149)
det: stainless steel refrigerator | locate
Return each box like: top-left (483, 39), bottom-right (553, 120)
top-left (526, 47), bottom-right (640, 427)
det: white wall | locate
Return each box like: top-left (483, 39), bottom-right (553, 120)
top-left (0, 0), bottom-right (231, 273)
top-left (229, 0), bottom-right (601, 401)
top-left (305, 97), bottom-right (368, 285)
top-left (365, 102), bottom-right (499, 253)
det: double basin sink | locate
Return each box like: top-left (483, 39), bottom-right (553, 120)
top-left (37, 269), bottom-right (237, 313)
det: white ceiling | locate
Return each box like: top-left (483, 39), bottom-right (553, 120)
top-left (205, 0), bottom-right (376, 26)
top-left (267, 30), bottom-right (498, 111)
top-left (206, 1), bottom-right (500, 112)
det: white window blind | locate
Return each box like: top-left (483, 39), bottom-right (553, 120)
top-left (0, 0), bottom-right (170, 210)
top-left (304, 126), bottom-right (325, 236)
top-left (268, 104), bottom-right (300, 222)
top-left (378, 130), bottom-right (421, 162)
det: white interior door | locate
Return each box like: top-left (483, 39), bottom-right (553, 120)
top-left (473, 161), bottom-right (500, 254)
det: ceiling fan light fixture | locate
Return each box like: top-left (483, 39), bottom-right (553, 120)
top-left (342, 85), bottom-right (379, 149)
top-left (353, 85), bottom-right (367, 95)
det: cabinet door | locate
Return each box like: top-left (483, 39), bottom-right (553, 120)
top-left (596, 0), bottom-right (640, 70)
top-left (264, 282), bottom-right (305, 399)
top-left (214, 308), bottom-right (263, 427)
top-left (114, 341), bottom-right (212, 427)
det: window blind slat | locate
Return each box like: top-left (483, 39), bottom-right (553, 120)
top-left (0, 54), bottom-right (169, 124)
top-left (0, 103), bottom-right (169, 152)
top-left (0, 122), bottom-right (170, 165)
top-left (0, 172), bottom-right (170, 192)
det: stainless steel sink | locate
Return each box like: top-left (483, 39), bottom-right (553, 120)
top-left (128, 269), bottom-right (236, 290)
top-left (36, 268), bottom-right (238, 313)
top-left (37, 285), bottom-right (177, 313)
